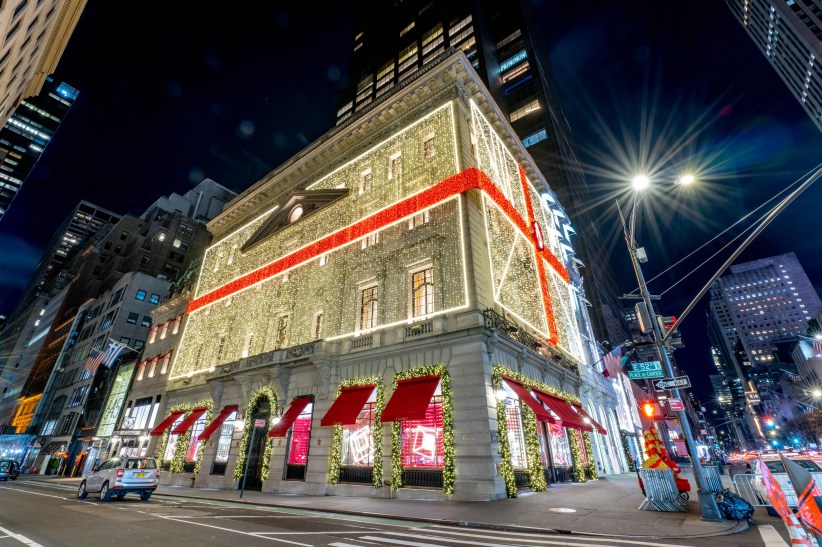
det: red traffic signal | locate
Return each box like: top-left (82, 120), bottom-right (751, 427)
top-left (640, 400), bottom-right (664, 420)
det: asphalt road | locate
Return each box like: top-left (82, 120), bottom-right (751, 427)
top-left (0, 477), bottom-right (790, 546)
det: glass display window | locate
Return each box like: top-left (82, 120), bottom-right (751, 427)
top-left (287, 403), bottom-right (313, 465)
top-left (401, 381), bottom-right (443, 468)
top-left (341, 388), bottom-right (376, 466)
top-left (214, 411), bottom-right (237, 464)
top-left (548, 422), bottom-right (572, 467)
top-left (185, 414), bottom-right (208, 462)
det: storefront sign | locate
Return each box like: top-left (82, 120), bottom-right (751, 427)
top-left (668, 398), bottom-right (685, 411)
top-left (254, 419), bottom-right (266, 427)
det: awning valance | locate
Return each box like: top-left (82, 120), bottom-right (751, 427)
top-left (269, 396), bottom-right (313, 437)
top-left (380, 375), bottom-right (440, 422)
top-left (532, 390), bottom-right (592, 432)
top-left (571, 403), bottom-right (607, 435)
top-left (320, 385), bottom-right (375, 426)
top-left (197, 405), bottom-right (239, 441)
top-left (149, 409), bottom-right (186, 436)
top-left (502, 377), bottom-right (556, 423)
top-left (170, 407), bottom-right (209, 435)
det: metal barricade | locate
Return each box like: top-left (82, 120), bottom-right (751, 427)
top-left (637, 468), bottom-right (690, 512)
top-left (732, 473), bottom-right (769, 506)
top-left (702, 464), bottom-right (724, 494)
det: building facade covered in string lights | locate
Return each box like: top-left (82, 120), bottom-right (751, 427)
top-left (154, 52), bottom-right (626, 500)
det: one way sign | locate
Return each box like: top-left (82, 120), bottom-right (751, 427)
top-left (654, 375), bottom-right (691, 391)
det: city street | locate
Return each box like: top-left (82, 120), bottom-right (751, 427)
top-left (0, 477), bottom-right (790, 546)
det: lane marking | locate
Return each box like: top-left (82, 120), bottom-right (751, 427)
top-left (427, 526), bottom-right (697, 546)
top-left (154, 514), bottom-right (312, 546)
top-left (359, 536), bottom-right (447, 547)
top-left (0, 485), bottom-right (95, 505)
top-left (757, 525), bottom-right (789, 546)
top-left (374, 531), bottom-right (630, 547)
top-left (0, 524), bottom-right (43, 547)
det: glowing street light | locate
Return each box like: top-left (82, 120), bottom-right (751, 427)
top-left (677, 174), bottom-right (695, 186)
top-left (631, 174), bottom-right (650, 191)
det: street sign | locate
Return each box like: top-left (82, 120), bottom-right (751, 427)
top-left (653, 375), bottom-right (691, 391)
top-left (627, 361), bottom-right (664, 379)
top-left (669, 398), bottom-right (685, 411)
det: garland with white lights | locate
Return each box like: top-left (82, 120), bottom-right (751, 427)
top-left (327, 377), bottom-right (384, 488)
top-left (621, 429), bottom-right (638, 472)
top-left (233, 387), bottom-right (278, 481)
top-left (492, 365), bottom-right (594, 496)
top-left (155, 400), bottom-right (213, 475)
top-left (389, 365), bottom-right (454, 494)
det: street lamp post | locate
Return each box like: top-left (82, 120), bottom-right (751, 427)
top-left (620, 175), bottom-right (724, 521)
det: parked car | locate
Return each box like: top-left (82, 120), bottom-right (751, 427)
top-left (0, 460), bottom-right (19, 481)
top-left (77, 456), bottom-right (159, 501)
top-left (752, 451), bottom-right (822, 515)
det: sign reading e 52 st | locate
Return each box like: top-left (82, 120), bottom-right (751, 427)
top-left (626, 361), bottom-right (664, 380)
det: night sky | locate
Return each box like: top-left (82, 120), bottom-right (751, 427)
top-left (1, 1), bottom-right (821, 406)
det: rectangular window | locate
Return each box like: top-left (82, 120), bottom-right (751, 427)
top-left (411, 267), bottom-right (434, 317)
top-left (132, 397), bottom-right (152, 429)
top-left (172, 316), bottom-right (182, 335)
top-left (510, 99), bottom-right (541, 122)
top-left (68, 385), bottom-right (89, 407)
top-left (100, 311), bottom-right (116, 330)
top-left (41, 419), bottom-right (57, 436)
top-left (398, 43), bottom-right (418, 72)
top-left (178, 224), bottom-right (194, 237)
top-left (214, 411), bottom-right (237, 464)
top-left (287, 403), bottom-right (313, 465)
top-left (401, 390), bottom-right (443, 468)
top-left (360, 286), bottom-right (379, 330)
top-left (141, 316), bottom-right (152, 328)
top-left (274, 316), bottom-right (289, 350)
top-left (505, 397), bottom-right (529, 469)
top-left (423, 135), bottom-right (436, 159)
top-left (388, 153), bottom-right (402, 180)
top-left (359, 168), bottom-right (372, 194)
top-left (408, 210), bottom-right (430, 229)
top-left (361, 232), bottom-right (380, 249)
top-left (163, 416), bottom-right (184, 462)
top-left (160, 353), bottom-right (171, 374)
top-left (119, 336), bottom-right (130, 346)
top-left (501, 61), bottom-right (530, 83)
top-left (148, 327), bottom-right (157, 344)
top-left (185, 413), bottom-right (208, 462)
top-left (341, 391), bottom-right (376, 466)
top-left (134, 339), bottom-right (145, 351)
top-left (242, 332), bottom-right (255, 358)
top-left (522, 129), bottom-right (548, 148)
top-left (149, 293), bottom-right (161, 304)
top-left (135, 290), bottom-right (147, 301)
top-left (127, 312), bottom-right (139, 324)
top-left (499, 49), bottom-right (527, 73)
top-left (312, 312), bottom-right (323, 340)
top-left (548, 422), bottom-right (572, 467)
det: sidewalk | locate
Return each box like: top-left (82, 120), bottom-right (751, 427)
top-left (26, 472), bottom-right (749, 539)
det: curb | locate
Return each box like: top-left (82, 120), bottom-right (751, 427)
top-left (22, 477), bottom-right (749, 539)
top-left (156, 490), bottom-right (750, 540)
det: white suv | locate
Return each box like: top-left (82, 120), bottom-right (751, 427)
top-left (77, 456), bottom-right (159, 501)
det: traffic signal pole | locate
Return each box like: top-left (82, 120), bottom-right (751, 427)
top-left (620, 201), bottom-right (724, 521)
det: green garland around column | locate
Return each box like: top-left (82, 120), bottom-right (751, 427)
top-left (233, 386), bottom-right (278, 481)
top-left (327, 377), bottom-right (384, 488)
top-left (156, 400), bottom-right (214, 475)
top-left (389, 365), bottom-right (455, 494)
top-left (582, 431), bottom-right (598, 480)
top-left (620, 429), bottom-right (638, 472)
top-left (569, 429), bottom-right (587, 482)
top-left (492, 365), bottom-right (590, 493)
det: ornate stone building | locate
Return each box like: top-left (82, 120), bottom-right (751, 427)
top-left (154, 51), bottom-right (625, 500)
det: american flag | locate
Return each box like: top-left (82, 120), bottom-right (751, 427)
top-left (812, 337), bottom-right (822, 356)
top-left (83, 340), bottom-right (128, 376)
top-left (601, 346), bottom-right (623, 378)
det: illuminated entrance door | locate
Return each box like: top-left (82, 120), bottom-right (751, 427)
top-left (241, 399), bottom-right (270, 491)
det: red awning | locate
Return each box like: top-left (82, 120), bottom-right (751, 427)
top-left (381, 375), bottom-right (440, 422)
top-left (197, 405), bottom-right (239, 441)
top-left (269, 396), bottom-right (314, 437)
top-left (572, 403), bottom-right (607, 435)
top-left (149, 409), bottom-right (186, 436)
top-left (533, 390), bottom-right (592, 432)
top-left (170, 406), bottom-right (209, 435)
top-left (502, 377), bottom-right (556, 423)
top-left (320, 384), bottom-right (376, 426)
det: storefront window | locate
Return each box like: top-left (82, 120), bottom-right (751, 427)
top-left (214, 411), bottom-right (236, 464)
top-left (536, 423), bottom-right (549, 467)
top-left (185, 415), bottom-right (208, 462)
top-left (401, 387), bottom-right (444, 468)
top-left (341, 389), bottom-right (376, 466)
top-left (504, 397), bottom-right (528, 469)
top-left (548, 422), bottom-right (572, 467)
top-left (163, 416), bottom-right (184, 462)
top-left (575, 429), bottom-right (588, 466)
top-left (287, 403), bottom-right (313, 465)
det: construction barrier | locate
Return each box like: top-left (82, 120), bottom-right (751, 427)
top-left (702, 464), bottom-right (725, 494)
top-left (759, 457), bottom-right (815, 547)
top-left (733, 474), bottom-right (769, 507)
top-left (637, 468), bottom-right (690, 512)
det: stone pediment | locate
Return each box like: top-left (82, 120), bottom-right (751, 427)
top-left (241, 188), bottom-right (349, 252)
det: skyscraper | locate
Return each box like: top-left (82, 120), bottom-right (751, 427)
top-left (336, 0), bottom-right (628, 347)
top-left (0, 76), bottom-right (79, 220)
top-left (726, 0), bottom-right (822, 132)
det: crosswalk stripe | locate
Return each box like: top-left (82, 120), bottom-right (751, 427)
top-left (375, 531), bottom-right (628, 547)
top-left (426, 526), bottom-right (697, 547)
top-left (757, 525), bottom-right (789, 546)
top-left (359, 535), bottom-right (451, 547)
top-left (329, 543), bottom-right (367, 547)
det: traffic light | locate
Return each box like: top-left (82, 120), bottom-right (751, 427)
top-left (658, 315), bottom-right (684, 349)
top-left (640, 400), bottom-right (663, 420)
